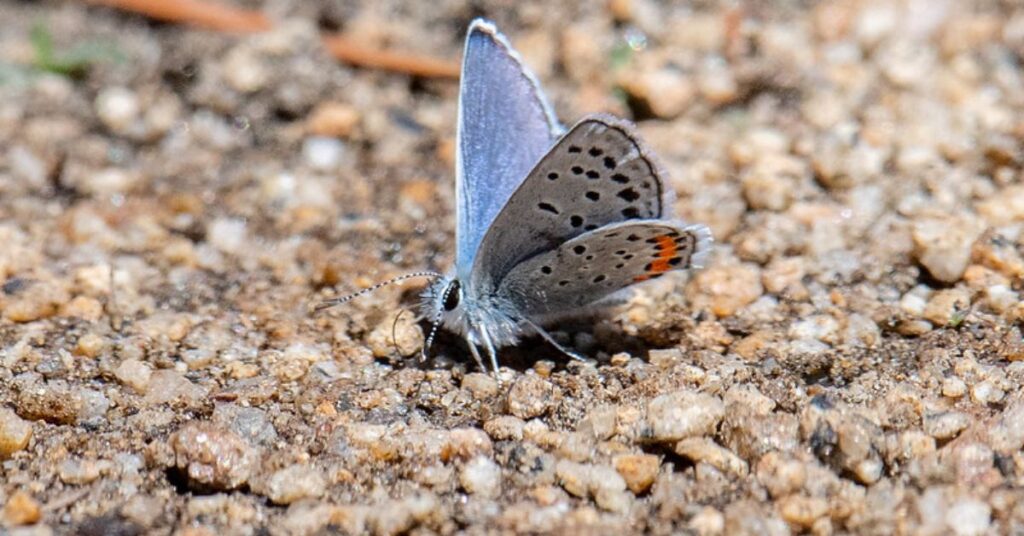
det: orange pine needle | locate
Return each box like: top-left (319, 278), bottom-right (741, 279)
top-left (85, 0), bottom-right (272, 33)
top-left (82, 0), bottom-right (460, 78)
top-left (321, 34), bottom-right (460, 79)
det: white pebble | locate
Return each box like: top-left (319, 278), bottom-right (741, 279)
top-left (789, 315), bottom-right (838, 343)
top-left (8, 146), bottom-right (46, 188)
top-left (259, 464), bottom-right (326, 504)
top-left (115, 359), bottom-right (152, 393)
top-left (899, 285), bottom-right (932, 316)
top-left (459, 456), bottom-right (502, 498)
top-left (945, 498), bottom-right (991, 536)
top-left (971, 381), bottom-right (1005, 405)
top-left (303, 136), bottom-right (346, 171)
top-left (223, 46), bottom-right (268, 93)
top-left (645, 390), bottom-right (725, 443)
top-left (95, 87), bottom-right (140, 132)
top-left (985, 285), bottom-right (1018, 313)
top-left (207, 218), bottom-right (248, 255)
top-left (942, 377), bottom-right (967, 398)
top-left (83, 168), bottom-right (138, 196)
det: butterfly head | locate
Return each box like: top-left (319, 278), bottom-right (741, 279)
top-left (421, 276), bottom-right (468, 333)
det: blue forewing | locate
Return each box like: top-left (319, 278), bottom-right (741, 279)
top-left (454, 19), bottom-right (562, 279)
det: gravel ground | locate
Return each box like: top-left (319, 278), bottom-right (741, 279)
top-left (2, 0), bottom-right (1024, 534)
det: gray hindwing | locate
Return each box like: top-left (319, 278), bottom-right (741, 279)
top-left (498, 220), bottom-right (711, 315)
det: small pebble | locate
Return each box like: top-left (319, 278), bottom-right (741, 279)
top-left (922, 288), bottom-right (969, 326)
top-left (74, 264), bottom-right (111, 296)
top-left (302, 136), bottom-right (346, 171)
top-left (307, 102), bottom-right (360, 138)
top-left (212, 404), bottom-right (278, 447)
top-left (620, 67), bottom-right (695, 119)
top-left (82, 168), bottom-right (138, 196)
top-left (256, 464), bottom-right (326, 505)
top-left (675, 438), bottom-right (749, 477)
top-left (74, 333), bottom-right (105, 358)
top-left (942, 377), bottom-right (967, 398)
top-left (945, 498), bottom-right (991, 536)
top-left (613, 454), bottom-right (660, 494)
top-left (912, 218), bottom-right (983, 283)
top-left (755, 453), bottom-right (806, 498)
top-left (2, 279), bottom-right (68, 323)
top-left (554, 460), bottom-right (629, 512)
top-left (461, 373), bottom-right (498, 399)
top-left (648, 348), bottom-right (683, 368)
top-left (687, 264), bottom-right (764, 317)
top-left (923, 411), bottom-right (970, 440)
top-left (459, 456), bottom-right (502, 498)
top-left (0, 408), bottom-right (32, 458)
top-left (445, 428), bottom-right (494, 460)
top-left (114, 359), bottom-right (152, 394)
top-left (120, 496), bottom-right (162, 528)
top-left (58, 457), bottom-right (105, 485)
top-left (507, 375), bottom-right (558, 419)
top-left (2, 491), bottom-right (41, 526)
top-left (366, 311), bottom-right (423, 358)
top-left (483, 416), bottom-right (525, 441)
top-left (144, 370), bottom-right (205, 406)
top-left (688, 506), bottom-right (725, 536)
top-left (644, 390), bottom-right (725, 443)
top-left (578, 405), bottom-right (617, 440)
top-left (777, 494), bottom-right (829, 529)
top-left (789, 315), bottom-right (839, 344)
top-left (95, 87), bottom-right (139, 132)
top-left (609, 352), bottom-right (631, 366)
top-left (207, 218), bottom-right (248, 256)
top-left (986, 400), bottom-right (1024, 452)
top-left (698, 60), bottom-right (738, 104)
top-left (984, 284), bottom-right (1018, 313)
top-left (971, 380), bottom-right (1005, 404)
top-left (223, 46), bottom-right (268, 93)
top-left (169, 422), bottom-right (259, 490)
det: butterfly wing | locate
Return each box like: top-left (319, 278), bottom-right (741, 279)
top-left (455, 19), bottom-right (562, 279)
top-left (470, 114), bottom-right (676, 289)
top-left (498, 220), bottom-right (712, 316)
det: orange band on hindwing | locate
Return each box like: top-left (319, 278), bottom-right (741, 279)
top-left (634, 234), bottom-right (680, 282)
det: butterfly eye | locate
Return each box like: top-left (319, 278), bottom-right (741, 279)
top-left (443, 281), bottom-right (461, 311)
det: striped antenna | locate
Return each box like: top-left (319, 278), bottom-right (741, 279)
top-left (315, 271), bottom-right (443, 312)
top-left (420, 280), bottom-right (457, 362)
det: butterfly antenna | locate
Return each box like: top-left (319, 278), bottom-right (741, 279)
top-left (315, 271), bottom-right (442, 312)
top-left (420, 281), bottom-right (456, 362)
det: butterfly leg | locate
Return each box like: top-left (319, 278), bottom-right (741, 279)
top-left (465, 339), bottom-right (488, 374)
top-left (523, 318), bottom-right (588, 363)
top-left (477, 328), bottom-right (502, 376)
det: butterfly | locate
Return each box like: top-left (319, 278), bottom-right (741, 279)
top-left (320, 19), bottom-right (711, 374)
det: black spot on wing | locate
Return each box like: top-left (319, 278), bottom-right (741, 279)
top-left (538, 202), bottom-right (559, 214)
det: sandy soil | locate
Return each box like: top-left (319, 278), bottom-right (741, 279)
top-left (2, 0), bottom-right (1024, 534)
